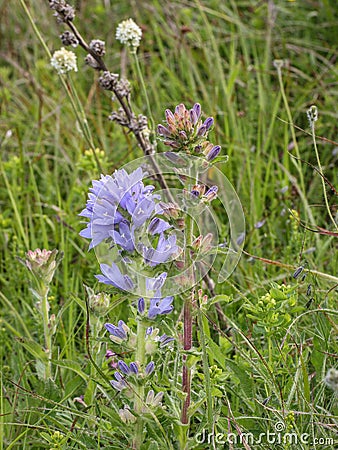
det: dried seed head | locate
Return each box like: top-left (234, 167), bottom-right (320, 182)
top-left (115, 78), bottom-right (131, 97)
top-left (109, 108), bottom-right (129, 126)
top-left (273, 59), bottom-right (284, 69)
top-left (307, 105), bottom-right (318, 128)
top-left (89, 39), bottom-right (106, 56)
top-left (60, 31), bottom-right (78, 47)
top-left (85, 54), bottom-right (101, 70)
top-left (99, 71), bottom-right (119, 91)
top-left (49, 1), bottom-right (75, 22)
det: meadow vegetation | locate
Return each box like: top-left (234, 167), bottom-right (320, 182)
top-left (0, 1), bottom-right (337, 448)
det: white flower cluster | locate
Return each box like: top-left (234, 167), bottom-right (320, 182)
top-left (50, 47), bottom-right (78, 74)
top-left (116, 18), bottom-right (142, 52)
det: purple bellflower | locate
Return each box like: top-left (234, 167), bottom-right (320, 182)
top-left (95, 263), bottom-right (134, 291)
top-left (148, 295), bottom-right (174, 319)
top-left (105, 320), bottom-right (129, 341)
top-left (143, 233), bottom-right (178, 267)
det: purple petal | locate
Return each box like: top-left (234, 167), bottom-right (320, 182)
top-left (145, 361), bottom-right (155, 376)
top-left (118, 360), bottom-right (130, 375)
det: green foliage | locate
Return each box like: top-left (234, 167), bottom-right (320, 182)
top-left (1, 0), bottom-right (337, 448)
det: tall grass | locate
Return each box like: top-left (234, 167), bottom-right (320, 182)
top-left (1, 0), bottom-right (337, 448)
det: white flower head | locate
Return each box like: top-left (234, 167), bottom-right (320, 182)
top-left (116, 18), bottom-right (142, 52)
top-left (50, 47), bottom-right (78, 74)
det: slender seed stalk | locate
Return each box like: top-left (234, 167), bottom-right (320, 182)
top-left (310, 118), bottom-right (337, 230)
top-left (275, 63), bottom-right (305, 194)
top-left (66, 76), bottom-right (102, 172)
top-left (133, 318), bottom-right (146, 449)
top-left (133, 53), bottom-right (155, 135)
top-left (19, 0), bottom-right (102, 172)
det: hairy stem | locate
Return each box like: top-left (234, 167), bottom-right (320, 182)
top-left (181, 296), bottom-right (192, 424)
top-left (133, 319), bottom-right (146, 449)
top-left (181, 212), bottom-right (194, 425)
top-left (40, 283), bottom-right (52, 379)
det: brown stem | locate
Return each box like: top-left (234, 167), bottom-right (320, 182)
top-left (63, 19), bottom-right (176, 203)
top-left (181, 295), bottom-right (192, 424)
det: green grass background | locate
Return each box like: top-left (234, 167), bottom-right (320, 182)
top-left (0, 0), bottom-right (337, 448)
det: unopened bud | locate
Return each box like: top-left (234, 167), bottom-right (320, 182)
top-left (86, 286), bottom-right (110, 316)
top-left (23, 248), bottom-right (62, 285)
top-left (85, 54), bottom-right (101, 70)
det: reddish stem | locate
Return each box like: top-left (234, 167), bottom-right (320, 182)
top-left (181, 298), bottom-right (192, 424)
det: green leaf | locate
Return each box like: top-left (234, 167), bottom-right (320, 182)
top-left (15, 337), bottom-right (48, 361)
top-left (270, 288), bottom-right (287, 300)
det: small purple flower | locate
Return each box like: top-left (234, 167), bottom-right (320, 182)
top-left (143, 233), bottom-right (178, 267)
top-left (96, 263), bottom-right (134, 291)
top-left (236, 232), bottom-right (245, 246)
top-left (158, 334), bottom-right (175, 347)
top-left (148, 217), bottom-right (171, 235)
top-left (145, 361), bottom-right (155, 376)
top-left (207, 145), bottom-right (221, 161)
top-left (110, 221), bottom-right (135, 252)
top-left (105, 350), bottom-right (115, 358)
top-left (254, 219), bottom-right (266, 229)
top-left (129, 362), bottom-right (139, 374)
top-left (148, 295), bottom-right (174, 319)
top-left (203, 186), bottom-right (218, 201)
top-left (146, 272), bottom-right (167, 292)
top-left (197, 125), bottom-right (207, 137)
top-left (131, 197), bottom-right (157, 228)
top-left (165, 108), bottom-right (175, 124)
top-left (137, 297), bottom-right (145, 315)
top-left (146, 326), bottom-right (153, 336)
top-left (114, 371), bottom-right (124, 381)
top-left (118, 360), bottom-right (130, 375)
top-left (157, 124), bottom-right (172, 137)
top-left (110, 372), bottom-right (127, 391)
top-left (190, 103), bottom-right (201, 125)
top-left (105, 320), bottom-right (129, 341)
top-left (203, 117), bottom-right (214, 131)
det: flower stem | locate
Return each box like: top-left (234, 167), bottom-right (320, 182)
top-left (133, 318), bottom-right (146, 449)
top-left (181, 213), bottom-right (194, 425)
top-left (181, 296), bottom-right (192, 425)
top-left (40, 283), bottom-right (52, 379)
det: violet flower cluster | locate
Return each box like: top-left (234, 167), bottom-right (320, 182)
top-left (157, 103), bottom-right (221, 161)
top-left (79, 167), bottom-right (179, 288)
top-left (80, 167), bottom-right (176, 405)
top-left (103, 272), bottom-right (174, 395)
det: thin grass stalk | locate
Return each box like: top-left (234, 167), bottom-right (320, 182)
top-left (19, 0), bottom-right (102, 173)
top-left (310, 114), bottom-right (337, 230)
top-left (197, 304), bottom-right (214, 442)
